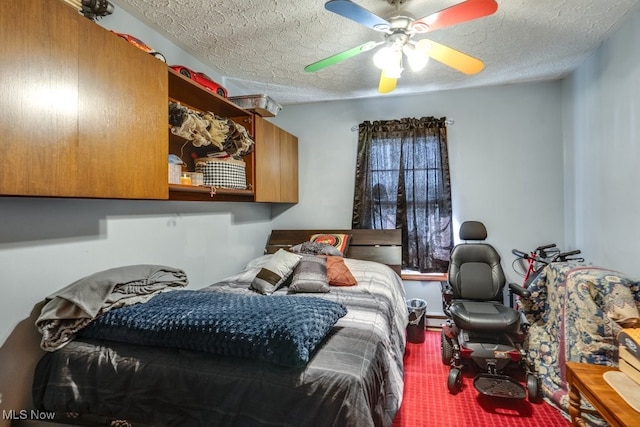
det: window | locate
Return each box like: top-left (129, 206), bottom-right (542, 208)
top-left (352, 117), bottom-right (453, 273)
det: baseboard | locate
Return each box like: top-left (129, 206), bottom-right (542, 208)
top-left (426, 313), bottom-right (446, 329)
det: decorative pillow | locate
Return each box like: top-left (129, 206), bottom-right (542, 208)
top-left (78, 290), bottom-right (348, 367)
top-left (289, 241), bottom-right (343, 257)
top-left (309, 233), bottom-right (351, 256)
top-left (289, 255), bottom-right (329, 293)
top-left (326, 256), bottom-right (357, 287)
top-left (250, 249), bottom-right (302, 295)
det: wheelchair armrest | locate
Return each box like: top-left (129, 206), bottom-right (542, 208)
top-left (508, 282), bottom-right (531, 299)
top-left (441, 282), bottom-right (453, 302)
top-left (441, 282), bottom-right (453, 316)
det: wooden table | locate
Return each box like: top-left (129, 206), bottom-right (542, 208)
top-left (566, 362), bottom-right (640, 426)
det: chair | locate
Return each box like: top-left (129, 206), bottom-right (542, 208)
top-left (440, 221), bottom-right (538, 401)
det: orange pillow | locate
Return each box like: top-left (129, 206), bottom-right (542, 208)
top-left (310, 233), bottom-right (351, 256)
top-left (326, 256), bottom-right (357, 286)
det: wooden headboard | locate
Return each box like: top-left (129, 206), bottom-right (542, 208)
top-left (265, 229), bottom-right (403, 275)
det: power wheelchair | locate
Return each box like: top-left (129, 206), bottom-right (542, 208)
top-left (440, 221), bottom-right (540, 401)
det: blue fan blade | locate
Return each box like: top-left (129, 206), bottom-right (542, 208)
top-left (325, 0), bottom-right (391, 31)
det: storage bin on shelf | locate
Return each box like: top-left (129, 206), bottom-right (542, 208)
top-left (228, 94), bottom-right (282, 117)
top-left (195, 157), bottom-right (247, 189)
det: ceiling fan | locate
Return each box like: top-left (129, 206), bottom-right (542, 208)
top-left (304, 0), bottom-right (498, 93)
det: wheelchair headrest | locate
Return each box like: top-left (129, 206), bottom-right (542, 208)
top-left (459, 221), bottom-right (487, 241)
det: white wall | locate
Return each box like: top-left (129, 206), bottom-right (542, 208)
top-left (563, 4), bottom-right (640, 277)
top-left (271, 82), bottom-right (567, 284)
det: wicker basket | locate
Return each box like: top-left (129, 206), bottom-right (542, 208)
top-left (194, 158), bottom-right (247, 189)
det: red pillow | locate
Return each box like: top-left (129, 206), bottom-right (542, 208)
top-left (310, 233), bottom-right (351, 256)
top-left (326, 256), bottom-right (357, 286)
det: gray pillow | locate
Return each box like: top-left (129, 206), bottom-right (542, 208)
top-left (250, 249), bottom-right (302, 295)
top-left (289, 241), bottom-right (343, 257)
top-left (289, 255), bottom-right (329, 293)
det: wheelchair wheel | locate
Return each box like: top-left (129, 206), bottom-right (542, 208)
top-left (441, 329), bottom-right (454, 365)
top-left (447, 368), bottom-right (462, 394)
top-left (526, 373), bottom-right (540, 402)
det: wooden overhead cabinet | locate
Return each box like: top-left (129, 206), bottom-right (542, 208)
top-left (1, 0), bottom-right (298, 204)
top-left (0, 0), bottom-right (167, 199)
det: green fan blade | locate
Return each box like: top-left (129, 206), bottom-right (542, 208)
top-left (305, 41), bottom-right (380, 72)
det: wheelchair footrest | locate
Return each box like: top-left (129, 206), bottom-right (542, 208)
top-left (473, 374), bottom-right (526, 399)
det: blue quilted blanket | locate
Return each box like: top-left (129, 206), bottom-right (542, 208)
top-left (77, 290), bottom-right (347, 367)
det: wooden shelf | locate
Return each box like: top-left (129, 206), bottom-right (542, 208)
top-left (168, 69), bottom-right (251, 118)
top-left (168, 184), bottom-right (254, 202)
top-left (401, 272), bottom-right (448, 282)
top-left (167, 68), bottom-right (259, 203)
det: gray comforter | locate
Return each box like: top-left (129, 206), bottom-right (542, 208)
top-left (35, 264), bottom-right (188, 351)
top-left (33, 258), bottom-right (408, 427)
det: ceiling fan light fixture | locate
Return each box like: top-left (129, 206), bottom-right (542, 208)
top-left (372, 45), bottom-right (393, 69)
top-left (373, 46), bottom-right (403, 78)
top-left (403, 40), bottom-right (431, 71)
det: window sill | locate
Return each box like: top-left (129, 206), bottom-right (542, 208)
top-left (401, 272), bottom-right (448, 282)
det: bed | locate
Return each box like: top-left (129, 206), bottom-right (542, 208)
top-left (32, 229), bottom-right (407, 427)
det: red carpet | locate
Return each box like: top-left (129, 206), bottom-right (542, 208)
top-left (392, 330), bottom-right (570, 427)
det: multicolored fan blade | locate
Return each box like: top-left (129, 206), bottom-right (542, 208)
top-left (304, 41), bottom-right (380, 72)
top-left (378, 71), bottom-right (397, 93)
top-left (425, 39), bottom-right (484, 74)
top-left (325, 0), bottom-right (391, 31)
top-left (413, 0), bottom-right (498, 33)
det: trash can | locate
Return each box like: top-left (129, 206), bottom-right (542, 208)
top-left (406, 298), bottom-right (427, 343)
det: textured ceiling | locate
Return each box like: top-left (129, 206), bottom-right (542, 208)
top-left (110, 0), bottom-right (640, 105)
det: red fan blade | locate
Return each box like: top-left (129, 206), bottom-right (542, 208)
top-left (413, 0), bottom-right (498, 33)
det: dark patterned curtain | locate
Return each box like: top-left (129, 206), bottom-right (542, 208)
top-left (352, 116), bottom-right (453, 272)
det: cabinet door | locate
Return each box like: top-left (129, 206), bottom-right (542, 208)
top-left (278, 129), bottom-right (298, 203)
top-left (254, 117), bottom-right (282, 202)
top-left (254, 116), bottom-right (299, 203)
top-left (0, 0), bottom-right (167, 199)
top-left (77, 17), bottom-right (167, 199)
top-left (0, 0), bottom-right (80, 196)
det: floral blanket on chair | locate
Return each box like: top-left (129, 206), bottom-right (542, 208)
top-left (520, 263), bottom-right (640, 421)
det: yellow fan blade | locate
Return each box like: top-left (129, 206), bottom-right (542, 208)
top-left (378, 71), bottom-right (397, 93)
top-left (425, 39), bottom-right (484, 75)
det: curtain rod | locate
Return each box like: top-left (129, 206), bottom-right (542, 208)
top-left (351, 118), bottom-right (455, 132)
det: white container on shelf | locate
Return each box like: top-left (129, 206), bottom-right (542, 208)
top-left (168, 163), bottom-right (182, 184)
top-left (228, 94), bottom-right (282, 117)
